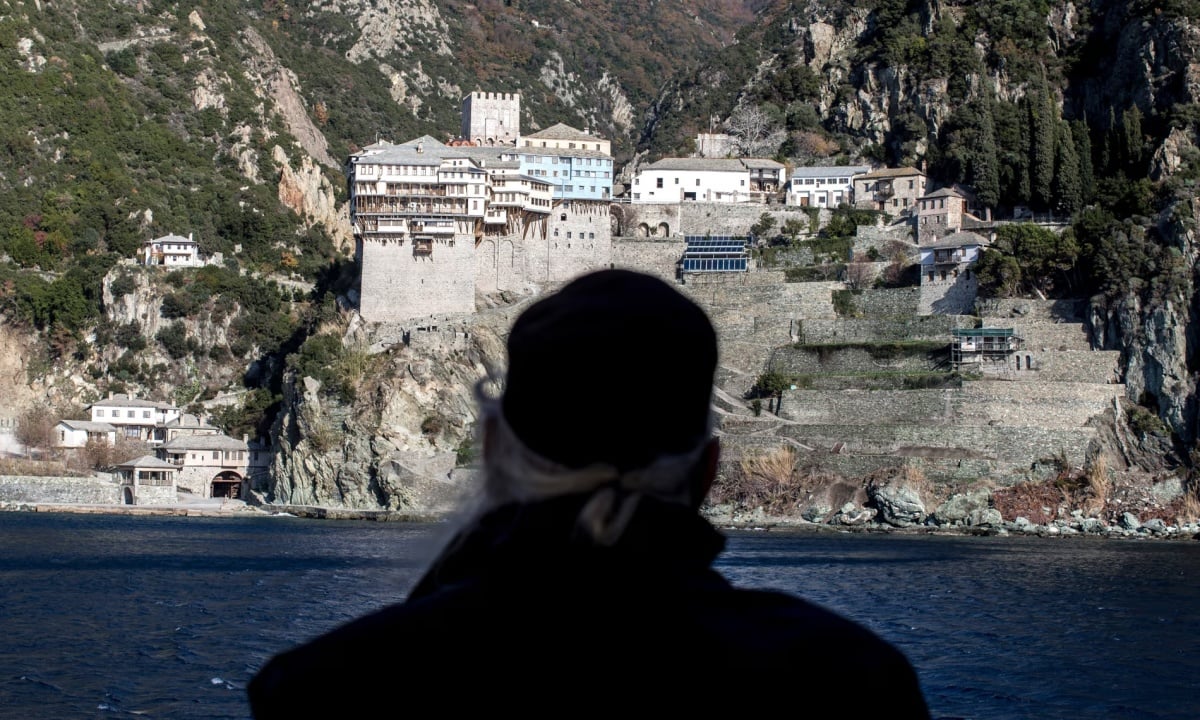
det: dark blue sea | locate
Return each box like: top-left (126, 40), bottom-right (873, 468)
top-left (1, 512), bottom-right (1197, 719)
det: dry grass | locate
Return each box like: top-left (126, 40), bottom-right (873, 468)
top-left (711, 445), bottom-right (802, 514)
top-left (0, 457), bottom-right (89, 478)
top-left (1176, 487), bottom-right (1200, 524)
top-left (1081, 453), bottom-right (1111, 516)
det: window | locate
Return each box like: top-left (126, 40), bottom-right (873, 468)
top-left (656, 178), bottom-right (663, 188)
top-left (127, 410), bottom-right (135, 418)
top-left (213, 451), bottom-right (220, 459)
top-left (589, 233), bottom-right (594, 239)
top-left (96, 409), bottom-right (104, 417)
top-left (696, 179), bottom-right (700, 186)
top-left (143, 411), bottom-right (150, 419)
top-left (675, 178), bottom-right (679, 184)
top-left (125, 427), bottom-right (140, 438)
top-left (567, 232), bottom-right (572, 239)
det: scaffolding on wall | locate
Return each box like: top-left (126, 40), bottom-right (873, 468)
top-left (951, 327), bottom-right (1022, 371)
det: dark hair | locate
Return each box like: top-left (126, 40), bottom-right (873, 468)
top-left (501, 270), bottom-right (718, 471)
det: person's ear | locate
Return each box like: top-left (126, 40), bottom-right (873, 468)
top-left (689, 438), bottom-right (720, 508)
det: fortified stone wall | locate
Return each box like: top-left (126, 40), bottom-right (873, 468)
top-left (0, 474), bottom-right (120, 503)
top-left (610, 238), bottom-right (686, 281)
top-left (623, 203), bottom-right (820, 238)
top-left (542, 201), bottom-right (612, 282)
top-left (359, 236), bottom-right (475, 322)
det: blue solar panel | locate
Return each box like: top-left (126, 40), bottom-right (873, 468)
top-left (681, 235), bottom-right (749, 273)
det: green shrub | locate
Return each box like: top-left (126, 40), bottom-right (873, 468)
top-left (155, 323), bottom-right (189, 358)
top-left (747, 370), bottom-right (793, 399)
top-left (109, 272), bottom-right (136, 298)
top-left (832, 289), bottom-right (860, 317)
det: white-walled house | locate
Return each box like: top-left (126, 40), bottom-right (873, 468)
top-left (631, 158), bottom-right (785, 203)
top-left (919, 231), bottom-right (988, 282)
top-left (787, 166), bottom-right (870, 208)
top-left (54, 420), bottom-right (116, 449)
top-left (87, 394), bottom-right (181, 445)
top-left (142, 233), bottom-right (202, 267)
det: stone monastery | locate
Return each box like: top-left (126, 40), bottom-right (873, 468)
top-left (350, 92), bottom-right (615, 322)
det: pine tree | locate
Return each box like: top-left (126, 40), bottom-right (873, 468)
top-left (1053, 120), bottom-right (1082, 216)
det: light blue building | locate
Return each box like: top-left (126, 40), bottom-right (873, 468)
top-left (517, 123), bottom-right (614, 202)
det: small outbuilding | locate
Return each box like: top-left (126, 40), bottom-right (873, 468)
top-left (115, 455), bottom-right (178, 505)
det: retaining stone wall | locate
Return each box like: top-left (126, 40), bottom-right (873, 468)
top-left (979, 298), bottom-right (1087, 322)
top-left (132, 484), bottom-right (176, 505)
top-left (853, 287), bottom-right (923, 317)
top-left (1016, 322), bottom-right (1093, 350)
top-left (769, 345), bottom-right (945, 374)
top-left (799, 314), bottom-right (968, 344)
top-left (774, 423), bottom-right (1097, 467)
top-left (610, 238), bottom-right (686, 281)
top-left (920, 272), bottom-right (979, 315)
top-left (852, 224), bottom-right (913, 255)
top-left (768, 381), bottom-right (1120, 430)
top-left (1024, 350), bottom-right (1121, 383)
top-left (958, 381), bottom-right (1124, 403)
top-left (777, 389), bottom-right (951, 425)
top-left (0, 474), bottom-right (120, 504)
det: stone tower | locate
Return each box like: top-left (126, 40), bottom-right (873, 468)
top-left (461, 91), bottom-right (520, 146)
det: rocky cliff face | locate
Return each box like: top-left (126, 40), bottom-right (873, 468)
top-left (264, 306), bottom-right (519, 511)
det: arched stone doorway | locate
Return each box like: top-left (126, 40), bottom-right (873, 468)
top-left (211, 471), bottom-right (244, 499)
top-left (123, 487), bottom-right (134, 505)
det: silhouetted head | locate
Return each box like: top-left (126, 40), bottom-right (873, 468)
top-left (473, 269), bottom-right (720, 542)
top-left (501, 268), bottom-right (718, 472)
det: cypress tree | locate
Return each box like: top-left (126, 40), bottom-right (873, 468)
top-left (1053, 119), bottom-right (1082, 216)
top-left (1122, 105), bottom-right (1144, 170)
top-left (1011, 99), bottom-right (1032, 205)
top-left (1031, 87), bottom-right (1057, 210)
top-left (973, 97), bottom-right (1001, 210)
top-left (1071, 119), bottom-right (1094, 203)
top-left (1099, 107), bottom-right (1117, 173)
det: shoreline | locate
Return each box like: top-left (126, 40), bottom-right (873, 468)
top-left (5, 499), bottom-right (1198, 541)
